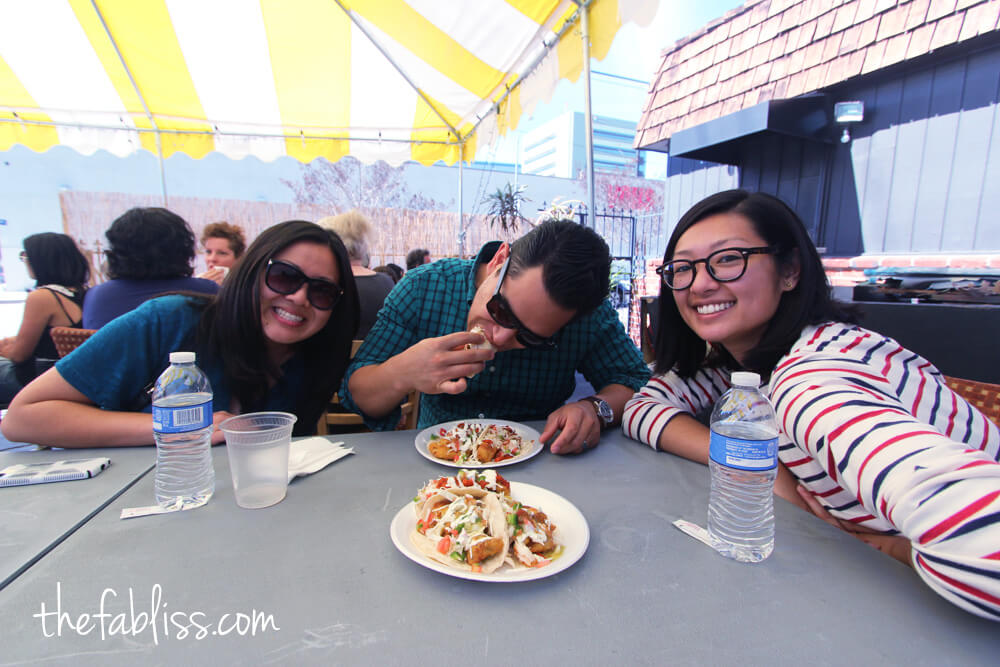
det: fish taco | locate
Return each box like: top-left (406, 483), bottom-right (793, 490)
top-left (411, 490), bottom-right (509, 573)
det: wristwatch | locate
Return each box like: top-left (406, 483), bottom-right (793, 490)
top-left (582, 395), bottom-right (614, 430)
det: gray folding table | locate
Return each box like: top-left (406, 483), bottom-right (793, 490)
top-left (0, 427), bottom-right (995, 664)
top-left (0, 447), bottom-right (154, 590)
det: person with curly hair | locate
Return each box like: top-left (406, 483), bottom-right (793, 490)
top-left (82, 207), bottom-right (218, 328)
top-left (0, 233), bottom-right (90, 404)
top-left (199, 220), bottom-right (247, 285)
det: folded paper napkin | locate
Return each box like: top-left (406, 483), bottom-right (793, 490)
top-left (287, 437), bottom-right (353, 483)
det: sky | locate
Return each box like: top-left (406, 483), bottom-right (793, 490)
top-left (473, 0), bottom-right (745, 177)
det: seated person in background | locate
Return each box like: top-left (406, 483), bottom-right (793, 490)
top-left (374, 262), bottom-right (404, 284)
top-left (83, 207), bottom-right (219, 328)
top-left (318, 210), bottom-right (394, 339)
top-left (405, 247), bottom-right (431, 271)
top-left (0, 233), bottom-right (90, 404)
top-left (2, 221), bottom-right (360, 448)
top-left (198, 220), bottom-right (246, 284)
top-left (340, 220), bottom-right (651, 454)
top-left (622, 189), bottom-right (1000, 620)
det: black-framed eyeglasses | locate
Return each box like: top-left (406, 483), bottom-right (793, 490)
top-left (265, 259), bottom-right (343, 311)
top-left (656, 246), bottom-right (777, 290)
top-left (19, 250), bottom-right (27, 262)
top-left (485, 257), bottom-right (557, 350)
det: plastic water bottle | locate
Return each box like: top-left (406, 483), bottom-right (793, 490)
top-left (708, 371), bottom-right (779, 562)
top-left (152, 351), bottom-right (215, 509)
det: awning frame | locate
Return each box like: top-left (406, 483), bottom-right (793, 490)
top-left (648, 94), bottom-right (834, 164)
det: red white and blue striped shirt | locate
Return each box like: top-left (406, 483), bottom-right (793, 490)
top-left (624, 322), bottom-right (1000, 620)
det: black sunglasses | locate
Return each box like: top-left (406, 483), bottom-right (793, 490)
top-left (485, 257), bottom-right (557, 350)
top-left (265, 259), bottom-right (343, 310)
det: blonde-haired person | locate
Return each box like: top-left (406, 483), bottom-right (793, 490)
top-left (318, 210), bottom-right (394, 338)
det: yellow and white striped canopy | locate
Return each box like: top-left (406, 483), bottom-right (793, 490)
top-left (0, 0), bottom-right (656, 166)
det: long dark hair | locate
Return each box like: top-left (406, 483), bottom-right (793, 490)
top-left (197, 220), bottom-right (360, 435)
top-left (655, 190), bottom-right (857, 378)
top-left (23, 232), bottom-right (90, 290)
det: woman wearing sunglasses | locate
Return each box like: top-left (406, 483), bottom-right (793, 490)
top-left (2, 221), bottom-right (360, 448)
top-left (622, 190), bottom-right (1000, 619)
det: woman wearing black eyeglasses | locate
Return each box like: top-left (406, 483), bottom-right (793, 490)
top-left (622, 190), bottom-right (1000, 620)
top-left (2, 221), bottom-right (360, 449)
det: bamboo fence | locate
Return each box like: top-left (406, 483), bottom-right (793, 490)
top-left (59, 191), bottom-right (521, 282)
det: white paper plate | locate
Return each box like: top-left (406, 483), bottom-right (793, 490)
top-left (414, 419), bottom-right (543, 469)
top-left (389, 481), bottom-right (589, 582)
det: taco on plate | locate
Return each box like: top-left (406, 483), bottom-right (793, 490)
top-left (411, 489), bottom-right (509, 573)
top-left (427, 422), bottom-right (527, 464)
top-left (414, 469), bottom-right (510, 513)
top-left (503, 499), bottom-right (562, 568)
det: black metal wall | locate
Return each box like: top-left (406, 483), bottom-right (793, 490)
top-left (739, 134), bottom-right (831, 250)
top-left (824, 41), bottom-right (1000, 255)
top-left (659, 35), bottom-right (1000, 257)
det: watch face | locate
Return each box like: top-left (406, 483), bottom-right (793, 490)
top-left (590, 398), bottom-right (612, 424)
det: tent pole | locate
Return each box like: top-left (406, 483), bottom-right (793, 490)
top-left (155, 134), bottom-right (168, 206)
top-left (458, 143), bottom-right (465, 257)
top-left (581, 1), bottom-right (596, 227)
top-left (333, 0), bottom-right (459, 139)
top-left (89, 0), bottom-right (168, 205)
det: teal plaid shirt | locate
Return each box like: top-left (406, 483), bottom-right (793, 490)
top-left (339, 242), bottom-right (651, 431)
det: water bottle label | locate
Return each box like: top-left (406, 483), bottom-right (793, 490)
top-left (709, 430), bottom-right (778, 470)
top-left (153, 400), bottom-right (213, 433)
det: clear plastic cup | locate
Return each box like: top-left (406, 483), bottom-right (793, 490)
top-left (220, 412), bottom-right (297, 509)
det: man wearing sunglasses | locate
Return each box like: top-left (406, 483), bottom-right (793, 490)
top-left (340, 220), bottom-right (650, 455)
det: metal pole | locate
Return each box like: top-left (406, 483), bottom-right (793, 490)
top-left (458, 143), bottom-right (465, 257)
top-left (513, 134), bottom-right (519, 192)
top-left (155, 135), bottom-right (168, 206)
top-left (628, 213), bottom-right (637, 335)
top-left (89, 0), bottom-right (168, 205)
top-left (332, 0), bottom-right (459, 140)
top-left (581, 3), bottom-right (596, 226)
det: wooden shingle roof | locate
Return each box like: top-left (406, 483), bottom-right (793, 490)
top-left (636, 0), bottom-right (1000, 150)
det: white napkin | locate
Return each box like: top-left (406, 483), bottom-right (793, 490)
top-left (121, 438), bottom-right (353, 519)
top-left (673, 519), bottom-right (717, 550)
top-left (287, 437), bottom-right (354, 483)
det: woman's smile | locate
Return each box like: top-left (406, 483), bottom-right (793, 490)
top-left (672, 212), bottom-right (794, 364)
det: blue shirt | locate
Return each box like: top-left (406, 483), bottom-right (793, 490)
top-left (83, 277), bottom-right (219, 329)
top-left (58, 295), bottom-right (305, 416)
top-left (339, 242), bottom-right (651, 430)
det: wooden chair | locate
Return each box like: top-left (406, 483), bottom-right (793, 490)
top-left (317, 341), bottom-right (420, 434)
top-left (944, 376), bottom-right (1000, 428)
top-left (50, 327), bottom-right (98, 358)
